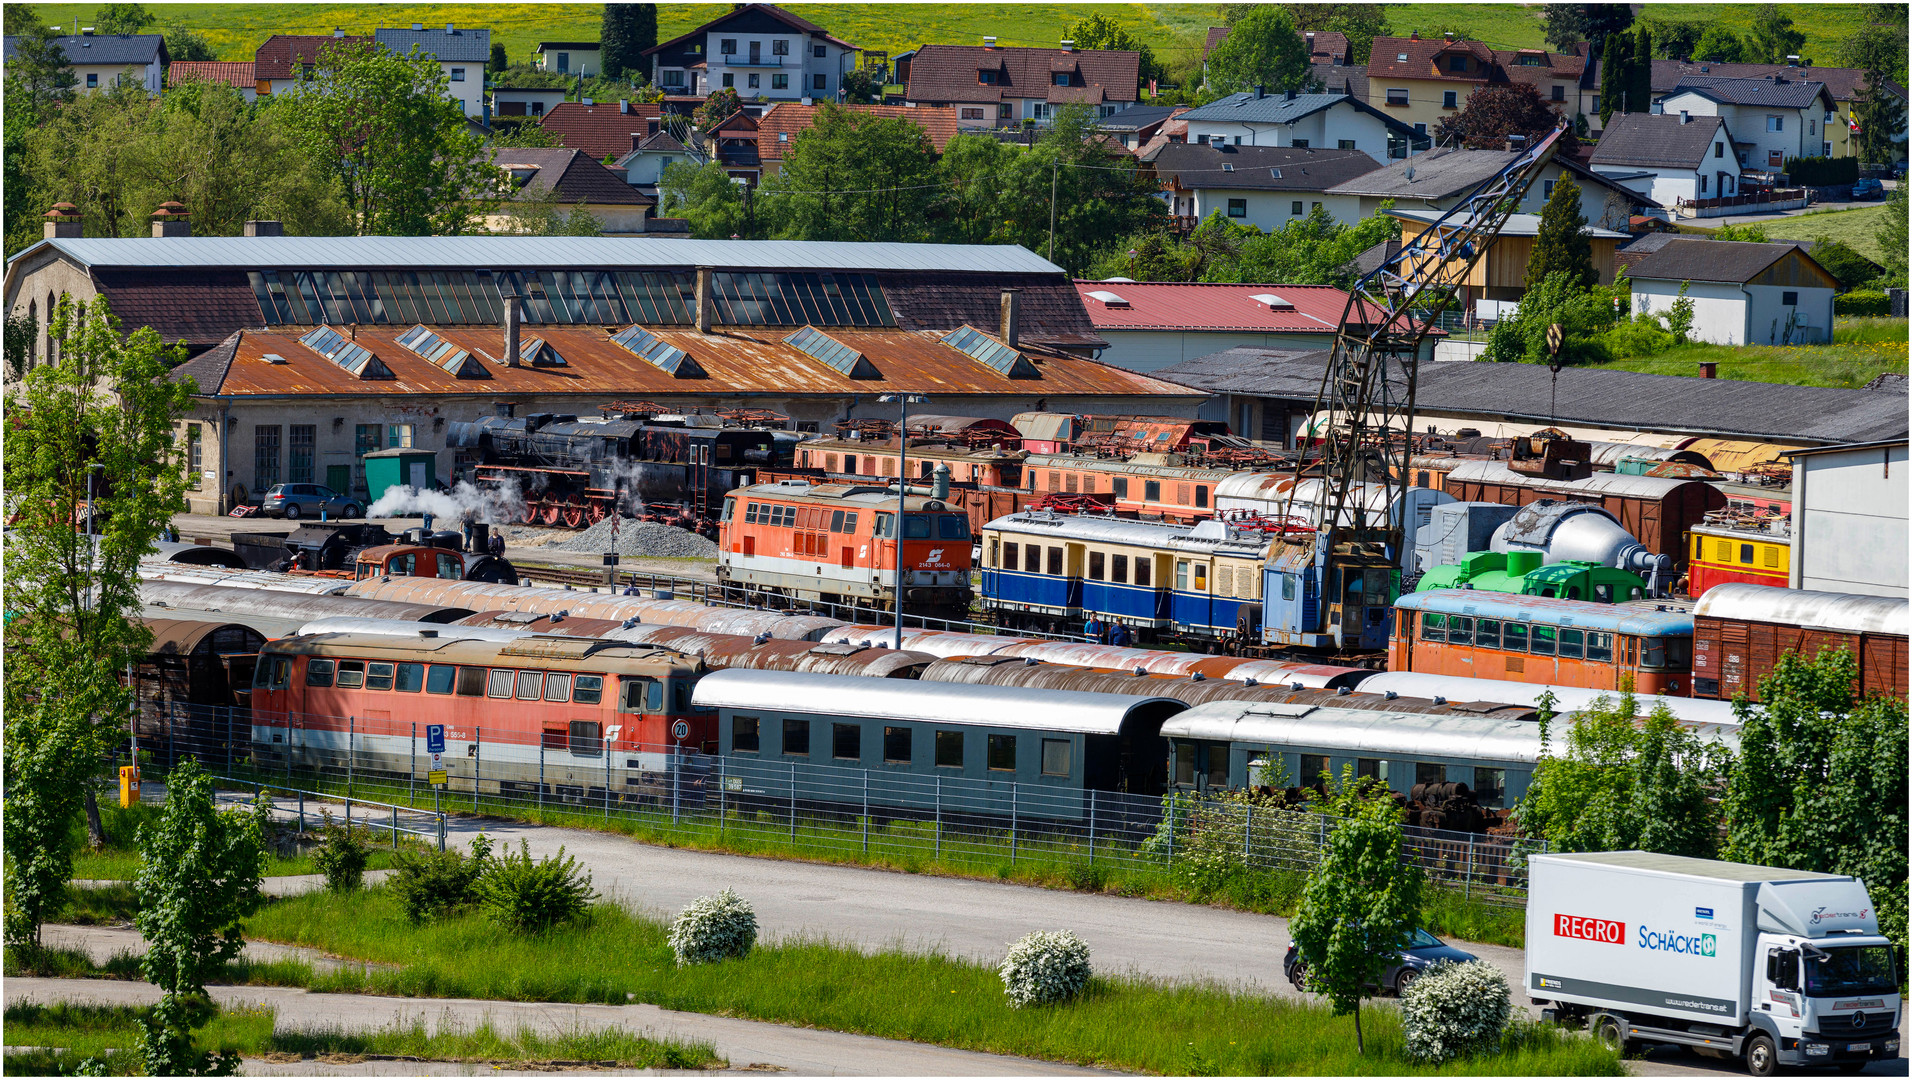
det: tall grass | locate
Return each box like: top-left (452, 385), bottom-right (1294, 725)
top-left (236, 887), bottom-right (1618, 1076)
top-left (1599, 333), bottom-right (1907, 388)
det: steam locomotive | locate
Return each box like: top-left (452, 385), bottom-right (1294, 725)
top-left (446, 414), bottom-right (779, 532)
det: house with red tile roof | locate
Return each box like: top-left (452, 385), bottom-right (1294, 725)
top-left (903, 41), bottom-right (1139, 129)
top-left (253, 32), bottom-right (365, 97)
top-left (757, 103), bottom-right (961, 172)
top-left (167, 60), bottom-right (255, 101)
top-left (643, 3), bottom-right (858, 104)
top-left (540, 99), bottom-right (668, 160)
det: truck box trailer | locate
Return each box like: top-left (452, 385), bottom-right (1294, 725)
top-left (1527, 851), bottom-right (1901, 1076)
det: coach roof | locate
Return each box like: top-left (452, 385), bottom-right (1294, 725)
top-left (692, 668), bottom-right (1183, 735)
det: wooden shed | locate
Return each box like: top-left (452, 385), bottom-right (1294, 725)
top-left (1388, 209), bottom-right (1628, 301)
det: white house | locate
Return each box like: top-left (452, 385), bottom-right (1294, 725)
top-left (2, 32), bottom-right (165, 94)
top-left (375, 24), bottom-right (490, 118)
top-left (613, 125), bottom-right (709, 196)
top-left (536, 41), bottom-right (600, 77)
top-left (1785, 440), bottom-right (1909, 597)
top-left (1177, 89), bottom-right (1429, 163)
top-left (1627, 239), bottom-right (1838, 346)
top-left (491, 86), bottom-right (567, 120)
top-left (1143, 142), bottom-right (1379, 229)
top-left (644, 3), bottom-right (857, 103)
top-left (1656, 76), bottom-right (1836, 174)
top-left (1588, 113), bottom-right (1739, 206)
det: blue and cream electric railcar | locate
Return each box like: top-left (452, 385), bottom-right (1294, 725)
top-left (978, 511), bottom-right (1274, 643)
top-left (692, 668), bottom-right (1185, 819)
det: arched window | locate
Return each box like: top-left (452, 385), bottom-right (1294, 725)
top-left (24, 300), bottom-right (35, 369)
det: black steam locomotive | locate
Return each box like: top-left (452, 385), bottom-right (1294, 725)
top-left (446, 414), bottom-right (778, 532)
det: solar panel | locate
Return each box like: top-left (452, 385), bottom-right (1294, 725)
top-left (297, 325), bottom-right (393, 379)
top-left (784, 325), bottom-right (879, 379)
top-left (609, 324), bottom-right (704, 378)
top-left (394, 324), bottom-right (487, 377)
top-left (941, 325), bottom-right (1038, 379)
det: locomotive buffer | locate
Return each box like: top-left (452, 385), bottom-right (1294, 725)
top-left (1272, 127), bottom-right (1570, 652)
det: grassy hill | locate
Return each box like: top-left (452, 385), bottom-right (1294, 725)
top-left (45, 3), bottom-right (1886, 80)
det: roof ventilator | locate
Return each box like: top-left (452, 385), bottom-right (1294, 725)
top-left (519, 337), bottom-right (567, 366)
top-left (396, 324), bottom-right (488, 378)
top-left (298, 325), bottom-right (393, 379)
top-left (942, 325), bottom-right (1039, 378)
top-left (784, 325), bottom-right (880, 379)
top-left (610, 324), bottom-right (705, 378)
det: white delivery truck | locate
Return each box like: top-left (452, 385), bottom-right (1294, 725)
top-left (1527, 851), bottom-right (1903, 1076)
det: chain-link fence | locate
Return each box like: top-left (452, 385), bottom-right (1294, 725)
top-left (131, 702), bottom-right (1536, 906)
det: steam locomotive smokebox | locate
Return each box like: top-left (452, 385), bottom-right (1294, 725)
top-left (231, 531), bottom-right (294, 570)
top-left (281, 522), bottom-right (394, 570)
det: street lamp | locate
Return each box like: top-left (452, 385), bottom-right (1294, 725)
top-left (877, 393), bottom-right (927, 650)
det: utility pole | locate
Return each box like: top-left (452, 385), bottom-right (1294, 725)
top-left (878, 393), bottom-right (927, 650)
top-left (1047, 158), bottom-right (1058, 264)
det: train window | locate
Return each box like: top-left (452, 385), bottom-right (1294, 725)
top-left (1665, 637), bottom-right (1691, 670)
top-left (1193, 564), bottom-right (1208, 592)
top-left (437, 553), bottom-right (462, 580)
top-left (674, 682), bottom-right (691, 713)
top-left (1593, 584), bottom-right (1615, 603)
top-left (842, 513), bottom-right (857, 534)
top-left (903, 515), bottom-right (932, 539)
top-left (542, 725), bottom-right (566, 750)
top-left (1111, 554), bottom-right (1128, 584)
top-left (1475, 619), bottom-right (1500, 650)
top-left (366, 662), bottom-right (395, 691)
top-left (733, 717), bottom-right (760, 753)
top-left (1047, 547), bottom-right (1063, 575)
top-left (1585, 632), bottom-right (1613, 663)
top-left (572, 674), bottom-right (603, 704)
top-left (1642, 637), bottom-right (1667, 669)
top-left (986, 538), bottom-right (998, 567)
top-left (1299, 754), bottom-right (1329, 785)
top-left (1206, 745), bottom-right (1228, 790)
top-left (306, 659), bottom-right (336, 687)
top-left (1173, 741), bottom-right (1196, 787)
top-left (456, 666), bottom-right (487, 696)
top-left (830, 510), bottom-right (845, 532)
top-left (1502, 622), bottom-right (1528, 653)
top-left (1281, 573), bottom-right (1294, 601)
top-left (874, 513), bottom-right (893, 537)
top-left (1529, 625), bottom-right (1557, 656)
top-left (516, 670), bottom-right (545, 700)
top-left (1134, 558), bottom-right (1151, 587)
top-left (722, 499), bottom-right (735, 523)
top-left (744, 503), bottom-right (759, 523)
top-left (1195, 485), bottom-right (1209, 509)
top-left (884, 726), bottom-right (912, 764)
top-left (1357, 758), bottom-right (1389, 783)
top-left (1364, 569), bottom-right (1390, 604)
top-left (544, 673), bottom-right (572, 702)
top-left (1739, 543), bottom-right (1755, 565)
top-left (395, 663), bottom-right (424, 693)
top-left (568, 720), bottom-right (601, 757)
top-left (1176, 561), bottom-right (1188, 591)
top-left (1473, 768), bottom-right (1505, 809)
top-left (1415, 761), bottom-right (1446, 787)
top-left (987, 734), bottom-right (1017, 771)
top-left (621, 677), bottom-right (664, 713)
top-left (842, 454), bottom-right (856, 474)
top-left (1144, 480), bottom-right (1161, 501)
top-left (1088, 552), bottom-right (1105, 580)
top-left (783, 718), bottom-right (810, 755)
top-left (1002, 542), bottom-right (1019, 571)
top-left (938, 516), bottom-right (969, 539)
top-left (336, 661), bottom-right (366, 689)
top-left (487, 668), bottom-right (514, 698)
top-left (920, 461), bottom-right (933, 479)
top-left (1419, 612), bottom-right (1445, 642)
top-left (1557, 628), bottom-right (1584, 659)
top-left (1417, 471), bottom-right (1431, 487)
top-left (833, 723), bottom-right (862, 761)
top-left (935, 730), bottom-right (963, 767)
top-left (1447, 616), bottom-right (1473, 647)
top-left (1041, 738), bottom-right (1072, 777)
top-left (1112, 477), bottom-right (1129, 499)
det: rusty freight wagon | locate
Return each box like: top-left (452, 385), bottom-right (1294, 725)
top-left (135, 618), bottom-right (269, 763)
top-left (1440, 460), bottom-right (1725, 571)
top-left (1691, 583), bottom-right (1908, 701)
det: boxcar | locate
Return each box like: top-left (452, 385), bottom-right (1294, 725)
top-left (1441, 461), bottom-right (1725, 571)
top-left (693, 669), bottom-right (1185, 818)
top-left (1686, 522), bottom-right (1790, 598)
top-left (1691, 584), bottom-right (1909, 701)
top-left (1390, 589), bottom-right (1696, 696)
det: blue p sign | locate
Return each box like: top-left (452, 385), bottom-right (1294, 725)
top-left (426, 724), bottom-right (446, 754)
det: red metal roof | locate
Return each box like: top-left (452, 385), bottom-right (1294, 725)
top-left (167, 60), bottom-right (255, 90)
top-left (1072, 281), bottom-right (1354, 334)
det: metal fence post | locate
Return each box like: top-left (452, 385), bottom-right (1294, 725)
top-left (670, 749), bottom-right (680, 826)
top-left (1010, 782), bottom-right (1018, 864)
top-left (1087, 789), bottom-right (1096, 866)
top-left (287, 719), bottom-right (294, 784)
top-left (1166, 796), bottom-right (1175, 864)
top-left (409, 722), bottom-right (417, 806)
top-left (1244, 804), bottom-right (1253, 862)
top-left (789, 763), bottom-right (797, 843)
top-left (718, 754), bottom-right (727, 835)
top-left (391, 804), bottom-right (398, 850)
top-left (1465, 834), bottom-right (1475, 900)
top-left (474, 728), bottom-right (482, 814)
top-left (604, 745), bottom-right (611, 820)
top-left (933, 775), bottom-right (941, 861)
top-left (539, 739), bottom-right (546, 816)
top-left (298, 789), bottom-right (305, 835)
top-left (861, 770), bottom-right (869, 855)
top-left (347, 715), bottom-right (356, 806)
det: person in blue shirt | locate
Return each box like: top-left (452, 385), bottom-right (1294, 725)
top-left (1107, 620), bottom-right (1131, 647)
top-left (1083, 615), bottom-right (1103, 643)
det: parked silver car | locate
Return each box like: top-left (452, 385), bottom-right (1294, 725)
top-left (260, 483), bottom-right (360, 520)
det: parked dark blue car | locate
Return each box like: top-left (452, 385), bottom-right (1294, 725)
top-left (1852, 178), bottom-right (1886, 200)
top-left (1284, 928), bottom-right (1478, 995)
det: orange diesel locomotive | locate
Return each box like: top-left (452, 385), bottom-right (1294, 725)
top-left (718, 480), bottom-right (974, 619)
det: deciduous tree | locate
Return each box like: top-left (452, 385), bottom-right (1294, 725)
top-left (3, 294), bottom-right (194, 951)
top-left (4, 21), bottom-right (78, 126)
top-left (1840, 10), bottom-right (1909, 162)
top-left (1434, 83), bottom-right (1574, 151)
top-left (1746, 8), bottom-right (1806, 64)
top-left (694, 86), bottom-right (743, 131)
top-left (1693, 26), bottom-right (1748, 63)
top-left (4, 3), bottom-right (43, 35)
top-left (92, 3), bottom-right (154, 35)
top-left (601, 4), bottom-right (658, 82)
top-left (1290, 768), bottom-right (1425, 1056)
top-left (659, 160), bottom-right (751, 238)
top-left (1645, 19), bottom-right (1704, 60)
top-left (1879, 185), bottom-right (1908, 287)
top-left (1542, 3), bottom-right (1634, 55)
top-left (840, 67), bottom-right (883, 104)
top-left (164, 25), bottom-right (215, 63)
top-left (1204, 5), bottom-right (1312, 97)
top-left (765, 105), bottom-right (939, 243)
top-left (1065, 12), bottom-right (1165, 85)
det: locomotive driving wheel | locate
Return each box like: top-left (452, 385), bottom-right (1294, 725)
top-left (561, 498), bottom-right (586, 529)
top-left (586, 500), bottom-right (608, 524)
top-left (519, 500), bottom-right (540, 525)
top-left (538, 499), bottom-right (563, 526)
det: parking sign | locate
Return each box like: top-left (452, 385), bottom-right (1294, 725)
top-left (426, 724), bottom-right (446, 754)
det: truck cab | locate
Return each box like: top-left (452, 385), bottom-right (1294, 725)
top-left (1751, 926), bottom-right (1902, 1072)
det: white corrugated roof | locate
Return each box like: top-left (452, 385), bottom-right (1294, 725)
top-left (11, 236), bottom-right (1064, 275)
top-left (690, 668), bottom-right (1183, 735)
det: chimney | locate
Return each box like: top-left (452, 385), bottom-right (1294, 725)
top-left (1698, 361), bottom-right (1717, 379)
top-left (446, 23), bottom-right (456, 34)
top-left (1060, 39), bottom-right (1074, 52)
top-left (982, 36), bottom-right (996, 48)
top-left (1284, 87), bottom-right (1296, 101)
top-left (42, 203), bottom-right (82, 239)
top-left (1254, 83), bottom-right (1264, 99)
top-left (332, 27), bottom-right (344, 38)
top-left (1680, 113), bottom-right (1691, 124)
top-left (243, 219), bottom-right (284, 236)
top-left (150, 202), bottom-right (191, 237)
top-left (503, 289), bottom-right (522, 366)
top-left (1444, 31), bottom-right (1454, 41)
top-left (695, 267), bottom-right (713, 333)
top-left (620, 98), bottom-right (630, 114)
top-left (1410, 30), bottom-right (1419, 40)
top-left (1506, 134), bottom-right (1527, 153)
top-left (412, 22), bottom-right (424, 31)
top-left (999, 288), bottom-right (1021, 349)
top-left (1785, 54), bottom-right (1799, 66)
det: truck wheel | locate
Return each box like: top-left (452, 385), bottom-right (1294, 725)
top-left (1594, 1016), bottom-right (1627, 1054)
top-left (1745, 1034), bottom-right (1778, 1077)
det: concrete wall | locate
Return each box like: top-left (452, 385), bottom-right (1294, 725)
top-left (1792, 443), bottom-right (1909, 597)
top-left (1185, 104), bottom-right (1397, 163)
top-left (1095, 329), bottom-right (1336, 374)
top-left (1633, 277), bottom-right (1748, 345)
top-left (1742, 283), bottom-right (1835, 345)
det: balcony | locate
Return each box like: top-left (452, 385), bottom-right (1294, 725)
top-left (715, 54), bottom-right (789, 68)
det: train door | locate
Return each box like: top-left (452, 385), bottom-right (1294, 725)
top-left (1066, 543), bottom-right (1086, 610)
top-left (1618, 636), bottom-right (1638, 687)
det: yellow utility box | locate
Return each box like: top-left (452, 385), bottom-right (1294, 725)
top-left (119, 765), bottom-right (141, 808)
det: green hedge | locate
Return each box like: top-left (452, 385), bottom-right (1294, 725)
top-left (1786, 156), bottom-right (1860, 187)
top-left (1835, 290), bottom-right (1891, 316)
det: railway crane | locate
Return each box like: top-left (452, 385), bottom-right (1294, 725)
top-left (1266, 127), bottom-right (1570, 652)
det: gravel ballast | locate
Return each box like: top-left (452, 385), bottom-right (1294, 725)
top-left (550, 517), bottom-right (719, 558)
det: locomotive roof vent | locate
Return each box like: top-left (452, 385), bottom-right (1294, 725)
top-left (1242, 677), bottom-right (1258, 687)
top-left (1133, 667), bottom-right (1146, 675)
top-left (1023, 656), bottom-right (1038, 666)
top-left (1191, 672), bottom-right (1205, 681)
top-left (1384, 690), bottom-right (1398, 699)
top-left (1291, 681), bottom-right (1303, 690)
top-left (1432, 696), bottom-right (1447, 705)
top-left (1337, 685), bottom-right (1351, 695)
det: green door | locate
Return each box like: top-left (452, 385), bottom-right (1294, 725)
top-left (326, 464), bottom-right (350, 496)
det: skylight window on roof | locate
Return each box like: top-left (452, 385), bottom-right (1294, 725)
top-left (520, 337), bottom-right (567, 366)
top-left (941, 325), bottom-right (1039, 379)
top-left (1251, 293), bottom-right (1295, 311)
top-left (298, 325), bottom-right (393, 378)
top-left (784, 326), bottom-right (879, 379)
top-left (610, 324), bottom-right (704, 378)
top-left (1085, 290), bottom-right (1130, 308)
top-left (395, 324), bottom-right (487, 378)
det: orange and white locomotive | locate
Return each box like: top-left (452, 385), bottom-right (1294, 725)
top-left (717, 480), bottom-right (974, 619)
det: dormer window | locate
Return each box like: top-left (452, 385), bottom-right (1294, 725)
top-left (1448, 55), bottom-right (1467, 72)
top-left (1517, 53), bottom-right (1544, 66)
top-left (1053, 72), bottom-right (1071, 86)
top-left (979, 69), bottom-right (998, 84)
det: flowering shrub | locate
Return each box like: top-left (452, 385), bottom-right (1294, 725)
top-left (998, 930), bottom-right (1092, 1008)
top-left (668, 888), bottom-right (758, 967)
top-left (1401, 959), bottom-right (1513, 1063)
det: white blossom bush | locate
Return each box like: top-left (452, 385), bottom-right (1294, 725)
top-left (998, 930), bottom-right (1092, 1008)
top-left (1401, 959), bottom-right (1513, 1063)
top-left (668, 888), bottom-right (758, 967)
